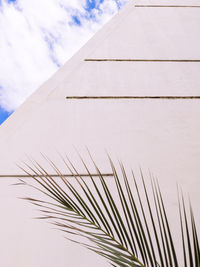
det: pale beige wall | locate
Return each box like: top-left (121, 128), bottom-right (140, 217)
top-left (0, 0), bottom-right (200, 266)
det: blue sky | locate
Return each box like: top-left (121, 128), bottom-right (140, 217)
top-left (0, 0), bottom-right (127, 124)
top-left (0, 106), bottom-right (12, 124)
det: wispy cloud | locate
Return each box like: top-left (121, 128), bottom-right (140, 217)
top-left (0, 0), bottom-right (127, 115)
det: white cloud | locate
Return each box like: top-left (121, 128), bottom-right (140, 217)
top-left (0, 0), bottom-right (127, 112)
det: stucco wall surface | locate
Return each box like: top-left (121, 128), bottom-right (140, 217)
top-left (0, 0), bottom-right (200, 266)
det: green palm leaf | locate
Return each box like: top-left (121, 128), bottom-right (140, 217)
top-left (18, 156), bottom-right (200, 267)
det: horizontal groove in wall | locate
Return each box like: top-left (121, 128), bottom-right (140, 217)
top-left (0, 173), bottom-right (114, 178)
top-left (85, 59), bottom-right (200, 62)
top-left (66, 96), bottom-right (200, 100)
top-left (135, 5), bottom-right (200, 8)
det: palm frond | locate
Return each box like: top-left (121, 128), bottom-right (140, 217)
top-left (19, 156), bottom-right (200, 267)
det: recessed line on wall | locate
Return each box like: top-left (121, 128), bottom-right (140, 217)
top-left (0, 173), bottom-right (114, 178)
top-left (66, 96), bottom-right (200, 100)
top-left (84, 59), bottom-right (200, 62)
top-left (134, 5), bottom-right (200, 8)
